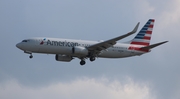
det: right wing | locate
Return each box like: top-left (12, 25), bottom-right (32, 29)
top-left (87, 22), bottom-right (140, 52)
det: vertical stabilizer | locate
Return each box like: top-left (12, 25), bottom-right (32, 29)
top-left (130, 19), bottom-right (155, 46)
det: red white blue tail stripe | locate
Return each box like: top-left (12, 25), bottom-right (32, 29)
top-left (130, 19), bottom-right (155, 46)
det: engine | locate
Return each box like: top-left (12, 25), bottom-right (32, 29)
top-left (55, 54), bottom-right (73, 62)
top-left (72, 46), bottom-right (89, 56)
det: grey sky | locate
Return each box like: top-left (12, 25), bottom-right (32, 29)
top-left (0, 0), bottom-right (180, 99)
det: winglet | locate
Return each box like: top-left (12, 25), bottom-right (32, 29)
top-left (131, 22), bottom-right (140, 33)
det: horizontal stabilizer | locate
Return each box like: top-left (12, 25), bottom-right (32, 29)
top-left (140, 41), bottom-right (168, 50)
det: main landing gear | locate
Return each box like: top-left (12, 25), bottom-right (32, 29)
top-left (80, 56), bottom-right (96, 65)
top-left (90, 56), bottom-right (95, 62)
top-left (80, 60), bottom-right (86, 65)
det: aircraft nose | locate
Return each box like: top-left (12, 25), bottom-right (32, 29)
top-left (16, 43), bottom-right (20, 48)
top-left (16, 43), bottom-right (23, 49)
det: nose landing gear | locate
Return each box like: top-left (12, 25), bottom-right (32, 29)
top-left (29, 54), bottom-right (33, 59)
top-left (24, 51), bottom-right (33, 59)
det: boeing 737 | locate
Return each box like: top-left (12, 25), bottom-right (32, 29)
top-left (16, 19), bottom-right (168, 65)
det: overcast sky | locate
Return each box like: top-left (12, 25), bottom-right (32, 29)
top-left (0, 0), bottom-right (180, 99)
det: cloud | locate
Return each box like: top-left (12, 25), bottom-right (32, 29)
top-left (136, 0), bottom-right (155, 15)
top-left (0, 77), bottom-right (155, 99)
top-left (130, 0), bottom-right (180, 40)
top-left (157, 0), bottom-right (180, 25)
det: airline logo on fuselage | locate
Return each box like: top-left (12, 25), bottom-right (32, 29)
top-left (41, 39), bottom-right (80, 47)
top-left (40, 38), bottom-right (46, 45)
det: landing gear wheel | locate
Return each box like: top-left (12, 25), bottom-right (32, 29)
top-left (29, 55), bottom-right (33, 59)
top-left (90, 57), bottom-right (95, 61)
top-left (80, 60), bottom-right (86, 65)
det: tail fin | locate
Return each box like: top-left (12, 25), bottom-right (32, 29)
top-left (130, 19), bottom-right (155, 46)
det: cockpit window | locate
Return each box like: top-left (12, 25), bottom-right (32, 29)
top-left (22, 40), bottom-right (29, 42)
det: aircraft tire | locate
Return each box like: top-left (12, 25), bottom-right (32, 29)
top-left (90, 57), bottom-right (95, 61)
top-left (29, 55), bottom-right (33, 59)
top-left (80, 60), bottom-right (86, 65)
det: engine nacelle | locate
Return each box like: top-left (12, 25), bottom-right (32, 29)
top-left (72, 46), bottom-right (88, 56)
top-left (55, 54), bottom-right (73, 62)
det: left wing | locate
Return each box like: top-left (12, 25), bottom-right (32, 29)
top-left (87, 22), bottom-right (140, 52)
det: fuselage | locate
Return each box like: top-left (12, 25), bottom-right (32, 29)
top-left (16, 37), bottom-right (148, 58)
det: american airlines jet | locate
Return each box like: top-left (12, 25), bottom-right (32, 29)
top-left (16, 19), bottom-right (168, 65)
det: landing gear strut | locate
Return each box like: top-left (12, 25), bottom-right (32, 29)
top-left (24, 51), bottom-right (33, 59)
top-left (29, 54), bottom-right (33, 59)
top-left (80, 60), bottom-right (86, 65)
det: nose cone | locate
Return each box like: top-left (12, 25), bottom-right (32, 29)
top-left (16, 43), bottom-right (19, 48)
top-left (16, 43), bottom-right (23, 50)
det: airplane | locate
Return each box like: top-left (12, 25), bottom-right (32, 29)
top-left (16, 19), bottom-right (168, 65)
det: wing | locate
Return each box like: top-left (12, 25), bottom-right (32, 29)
top-left (87, 22), bottom-right (140, 52)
